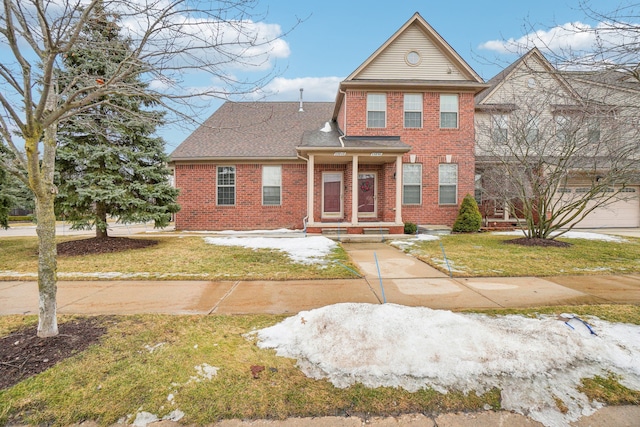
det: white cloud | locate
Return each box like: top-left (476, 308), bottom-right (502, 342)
top-left (248, 76), bottom-right (343, 101)
top-left (479, 21), bottom-right (640, 56)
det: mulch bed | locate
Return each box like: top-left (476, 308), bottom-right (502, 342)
top-left (57, 236), bottom-right (158, 256)
top-left (0, 317), bottom-right (110, 390)
top-left (504, 237), bottom-right (572, 248)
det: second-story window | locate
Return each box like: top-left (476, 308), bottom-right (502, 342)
top-left (492, 114), bottom-right (508, 144)
top-left (404, 93), bottom-right (422, 128)
top-left (440, 94), bottom-right (458, 129)
top-left (367, 93), bottom-right (386, 128)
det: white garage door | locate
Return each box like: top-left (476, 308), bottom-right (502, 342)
top-left (568, 187), bottom-right (640, 228)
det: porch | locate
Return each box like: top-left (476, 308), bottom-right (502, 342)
top-left (299, 136), bottom-right (411, 235)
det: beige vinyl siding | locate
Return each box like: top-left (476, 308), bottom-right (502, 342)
top-left (357, 25), bottom-right (466, 81)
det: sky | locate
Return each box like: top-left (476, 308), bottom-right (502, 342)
top-left (160, 0), bottom-right (631, 152)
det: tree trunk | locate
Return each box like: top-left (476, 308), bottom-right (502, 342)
top-left (35, 190), bottom-right (58, 338)
top-left (96, 202), bottom-right (108, 238)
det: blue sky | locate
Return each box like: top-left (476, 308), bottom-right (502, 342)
top-left (162, 0), bottom-right (619, 151)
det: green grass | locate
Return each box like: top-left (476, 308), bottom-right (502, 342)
top-left (0, 314), bottom-right (499, 426)
top-left (0, 306), bottom-right (638, 426)
top-left (400, 233), bottom-right (640, 277)
top-left (0, 237), bottom-right (360, 280)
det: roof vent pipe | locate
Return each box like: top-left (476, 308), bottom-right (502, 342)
top-left (299, 88), bottom-right (304, 112)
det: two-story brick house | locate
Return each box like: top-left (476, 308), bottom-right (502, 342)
top-left (170, 13), bottom-right (488, 232)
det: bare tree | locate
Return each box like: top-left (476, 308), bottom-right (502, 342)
top-left (0, 0), bottom-right (293, 337)
top-left (475, 49), bottom-right (640, 239)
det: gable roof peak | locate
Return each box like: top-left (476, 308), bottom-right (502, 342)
top-left (343, 12), bottom-right (483, 84)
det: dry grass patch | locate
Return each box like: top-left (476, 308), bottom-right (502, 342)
top-left (0, 314), bottom-right (498, 426)
top-left (401, 233), bottom-right (640, 277)
top-left (0, 236), bottom-right (359, 280)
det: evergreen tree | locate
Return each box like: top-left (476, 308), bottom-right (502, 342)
top-left (55, 4), bottom-right (179, 238)
top-left (0, 166), bottom-right (11, 229)
top-left (452, 194), bottom-right (482, 233)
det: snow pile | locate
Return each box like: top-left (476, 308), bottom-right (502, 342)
top-left (204, 236), bottom-right (337, 265)
top-left (493, 230), bottom-right (626, 242)
top-left (252, 303), bottom-right (640, 427)
top-left (391, 233), bottom-right (440, 248)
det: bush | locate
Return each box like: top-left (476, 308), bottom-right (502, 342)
top-left (404, 221), bottom-right (417, 234)
top-left (452, 194), bottom-right (482, 232)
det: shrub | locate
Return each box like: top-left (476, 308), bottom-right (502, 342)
top-left (452, 194), bottom-right (482, 232)
top-left (404, 221), bottom-right (417, 234)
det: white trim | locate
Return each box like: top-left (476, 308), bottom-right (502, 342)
top-left (322, 172), bottom-right (344, 219)
top-left (357, 171), bottom-right (378, 218)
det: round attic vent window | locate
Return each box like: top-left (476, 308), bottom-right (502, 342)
top-left (406, 50), bottom-right (421, 66)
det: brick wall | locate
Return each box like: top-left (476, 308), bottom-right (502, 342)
top-left (344, 90), bottom-right (476, 226)
top-left (174, 163), bottom-right (307, 230)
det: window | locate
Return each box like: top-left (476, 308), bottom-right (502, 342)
top-left (492, 114), bottom-right (508, 143)
top-left (404, 93), bottom-right (422, 128)
top-left (588, 120), bottom-right (601, 144)
top-left (262, 165), bottom-right (281, 205)
top-left (439, 164), bottom-right (458, 204)
top-left (402, 163), bottom-right (422, 205)
top-left (440, 94), bottom-right (458, 128)
top-left (217, 166), bottom-right (235, 205)
top-left (367, 93), bottom-right (386, 128)
top-left (526, 113), bottom-right (539, 143)
top-left (555, 115), bottom-right (571, 143)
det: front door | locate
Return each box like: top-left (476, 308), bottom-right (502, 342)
top-left (322, 172), bottom-right (343, 218)
top-left (358, 172), bottom-right (376, 217)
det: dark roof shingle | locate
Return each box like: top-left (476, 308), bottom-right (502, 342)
top-left (170, 102), bottom-right (335, 160)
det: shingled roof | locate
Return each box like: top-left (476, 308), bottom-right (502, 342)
top-left (170, 102), bottom-right (335, 161)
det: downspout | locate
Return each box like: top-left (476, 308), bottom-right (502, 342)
top-left (338, 88), bottom-right (347, 147)
top-left (297, 153), bottom-right (309, 235)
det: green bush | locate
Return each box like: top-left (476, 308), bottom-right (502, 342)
top-left (452, 194), bottom-right (482, 232)
top-left (404, 221), bottom-right (417, 234)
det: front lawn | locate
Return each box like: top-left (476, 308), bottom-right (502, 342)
top-left (0, 236), bottom-right (359, 281)
top-left (1, 306), bottom-right (638, 426)
top-left (394, 232), bottom-right (640, 277)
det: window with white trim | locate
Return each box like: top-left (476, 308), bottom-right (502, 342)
top-left (526, 113), bottom-right (539, 143)
top-left (402, 163), bottom-right (422, 205)
top-left (367, 93), bottom-right (386, 128)
top-left (588, 120), bottom-right (601, 144)
top-left (440, 94), bottom-right (458, 128)
top-left (555, 115), bottom-right (571, 143)
top-left (404, 93), bottom-right (422, 128)
top-left (217, 166), bottom-right (236, 205)
top-left (262, 165), bottom-right (281, 205)
top-left (439, 164), bottom-right (458, 204)
top-left (492, 114), bottom-right (508, 144)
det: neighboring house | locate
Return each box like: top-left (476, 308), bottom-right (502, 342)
top-left (170, 13), bottom-right (488, 232)
top-left (475, 48), bottom-right (640, 228)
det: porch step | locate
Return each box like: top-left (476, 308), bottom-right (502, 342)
top-left (363, 228), bottom-right (389, 235)
top-left (321, 228), bottom-right (347, 235)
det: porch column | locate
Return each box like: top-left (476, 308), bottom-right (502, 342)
top-left (395, 155), bottom-right (403, 224)
top-left (307, 154), bottom-right (315, 224)
top-left (351, 155), bottom-right (359, 224)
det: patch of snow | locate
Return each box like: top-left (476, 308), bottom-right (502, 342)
top-left (493, 230), bottom-right (627, 242)
top-left (320, 122), bottom-right (332, 132)
top-left (163, 409), bottom-right (185, 421)
top-left (190, 363), bottom-right (219, 382)
top-left (390, 234), bottom-right (440, 248)
top-left (132, 411), bottom-right (158, 427)
top-left (252, 303), bottom-right (640, 427)
top-left (144, 343), bottom-right (165, 353)
top-left (204, 235), bottom-right (337, 265)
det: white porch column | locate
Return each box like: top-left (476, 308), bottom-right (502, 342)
top-left (395, 155), bottom-right (403, 224)
top-left (307, 154), bottom-right (315, 223)
top-left (351, 155), bottom-right (359, 224)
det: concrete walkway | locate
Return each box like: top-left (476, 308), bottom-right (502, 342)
top-left (2, 242), bottom-right (640, 316)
